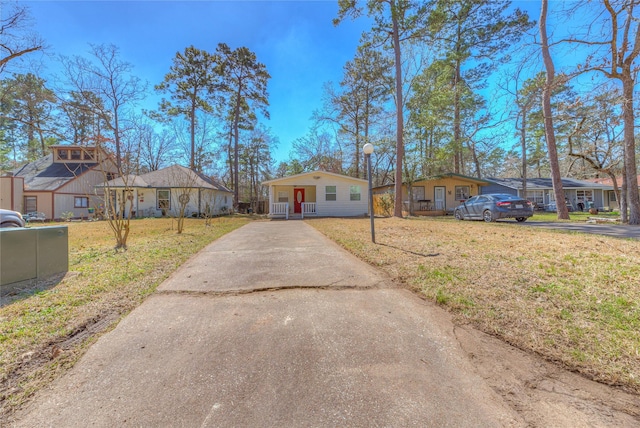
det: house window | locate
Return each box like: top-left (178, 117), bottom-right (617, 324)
top-left (525, 190), bottom-right (544, 205)
top-left (157, 189), bottom-right (171, 210)
top-left (74, 196), bottom-right (89, 208)
top-left (350, 185), bottom-right (361, 201)
top-left (326, 186), bottom-right (337, 201)
top-left (278, 191), bottom-right (288, 203)
top-left (576, 190), bottom-right (593, 202)
top-left (455, 186), bottom-right (470, 201)
top-left (609, 191), bottom-right (617, 201)
top-left (24, 196), bottom-right (37, 213)
top-left (71, 149), bottom-right (82, 160)
top-left (411, 186), bottom-right (425, 201)
top-left (57, 149), bottom-right (68, 160)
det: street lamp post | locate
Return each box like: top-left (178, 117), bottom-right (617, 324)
top-left (363, 143), bottom-right (375, 243)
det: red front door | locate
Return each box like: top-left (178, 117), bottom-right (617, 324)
top-left (294, 188), bottom-right (305, 214)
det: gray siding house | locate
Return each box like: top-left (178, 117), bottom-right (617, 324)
top-left (482, 178), bottom-right (614, 211)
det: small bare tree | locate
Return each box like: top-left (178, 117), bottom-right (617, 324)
top-left (61, 44), bottom-right (146, 250)
top-left (164, 164), bottom-right (201, 234)
top-left (94, 146), bottom-right (136, 250)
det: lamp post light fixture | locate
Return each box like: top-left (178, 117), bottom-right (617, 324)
top-left (363, 143), bottom-right (375, 243)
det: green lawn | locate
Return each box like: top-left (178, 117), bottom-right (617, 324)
top-left (531, 210), bottom-right (620, 222)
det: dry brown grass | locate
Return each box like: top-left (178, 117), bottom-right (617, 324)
top-left (0, 216), bottom-right (250, 420)
top-left (308, 216), bottom-right (640, 394)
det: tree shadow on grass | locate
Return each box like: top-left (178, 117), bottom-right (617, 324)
top-left (377, 242), bottom-right (440, 258)
top-left (0, 272), bottom-right (67, 308)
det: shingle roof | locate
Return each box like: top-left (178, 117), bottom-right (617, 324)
top-left (586, 175), bottom-right (640, 187)
top-left (13, 154), bottom-right (98, 191)
top-left (485, 177), bottom-right (613, 190)
top-left (100, 164), bottom-right (232, 193)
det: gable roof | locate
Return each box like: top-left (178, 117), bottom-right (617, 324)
top-left (372, 172), bottom-right (490, 191)
top-left (585, 175), bottom-right (640, 187)
top-left (485, 177), bottom-right (613, 190)
top-left (13, 154), bottom-right (99, 191)
top-left (262, 170), bottom-right (368, 185)
top-left (99, 164), bottom-right (232, 193)
top-left (422, 172), bottom-right (490, 184)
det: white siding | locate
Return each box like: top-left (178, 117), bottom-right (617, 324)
top-left (266, 172), bottom-right (368, 217)
top-left (317, 181), bottom-right (367, 217)
top-left (112, 187), bottom-right (232, 218)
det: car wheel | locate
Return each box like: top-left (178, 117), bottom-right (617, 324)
top-left (516, 217), bottom-right (527, 222)
top-left (483, 210), bottom-right (495, 222)
top-left (0, 222), bottom-right (20, 228)
top-left (454, 209), bottom-right (464, 221)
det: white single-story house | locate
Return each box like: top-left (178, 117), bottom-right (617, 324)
top-left (97, 164), bottom-right (232, 218)
top-left (262, 170), bottom-right (369, 219)
top-left (482, 177), bottom-right (615, 211)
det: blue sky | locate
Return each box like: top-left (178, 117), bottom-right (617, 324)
top-left (24, 0), bottom-right (372, 162)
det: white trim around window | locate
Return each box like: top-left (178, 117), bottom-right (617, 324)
top-left (350, 185), bottom-right (361, 201)
top-left (157, 189), bottom-right (171, 210)
top-left (326, 185), bottom-right (337, 201)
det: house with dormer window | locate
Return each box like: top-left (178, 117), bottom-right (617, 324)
top-left (0, 145), bottom-right (116, 221)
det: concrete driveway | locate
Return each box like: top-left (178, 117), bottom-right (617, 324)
top-left (11, 221), bottom-right (639, 427)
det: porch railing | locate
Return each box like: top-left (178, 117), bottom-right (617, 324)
top-left (301, 202), bottom-right (317, 219)
top-left (271, 202), bottom-right (289, 219)
top-left (403, 200), bottom-right (444, 212)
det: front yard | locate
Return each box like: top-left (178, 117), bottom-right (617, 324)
top-left (308, 216), bottom-right (640, 394)
top-left (0, 217), bottom-right (250, 420)
top-left (2, 213), bottom-right (637, 421)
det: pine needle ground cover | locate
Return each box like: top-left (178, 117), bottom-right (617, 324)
top-left (308, 217), bottom-right (640, 394)
top-left (0, 217), bottom-right (250, 419)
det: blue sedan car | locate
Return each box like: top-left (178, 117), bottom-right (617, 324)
top-left (454, 194), bottom-right (534, 223)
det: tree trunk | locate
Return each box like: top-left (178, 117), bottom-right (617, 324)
top-left (467, 140), bottom-right (481, 178)
top-left (453, 58), bottom-right (462, 174)
top-left (621, 157), bottom-right (628, 223)
top-left (521, 109), bottom-right (527, 199)
top-left (233, 87), bottom-right (242, 211)
top-left (621, 73), bottom-right (640, 224)
top-left (607, 171), bottom-right (622, 218)
top-left (392, 2), bottom-right (404, 218)
top-left (540, 0), bottom-right (569, 220)
top-left (354, 110), bottom-right (360, 178)
top-left (190, 102), bottom-right (196, 170)
top-left (114, 111), bottom-right (122, 171)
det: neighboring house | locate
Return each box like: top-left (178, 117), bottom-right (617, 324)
top-left (0, 145), bottom-right (115, 220)
top-left (97, 164), bottom-right (232, 218)
top-left (0, 174), bottom-right (24, 212)
top-left (483, 177), bottom-right (615, 211)
top-left (586, 175), bottom-right (640, 210)
top-left (372, 173), bottom-right (490, 216)
top-left (262, 170), bottom-right (369, 218)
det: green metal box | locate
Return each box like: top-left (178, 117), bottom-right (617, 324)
top-left (0, 226), bottom-right (68, 287)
